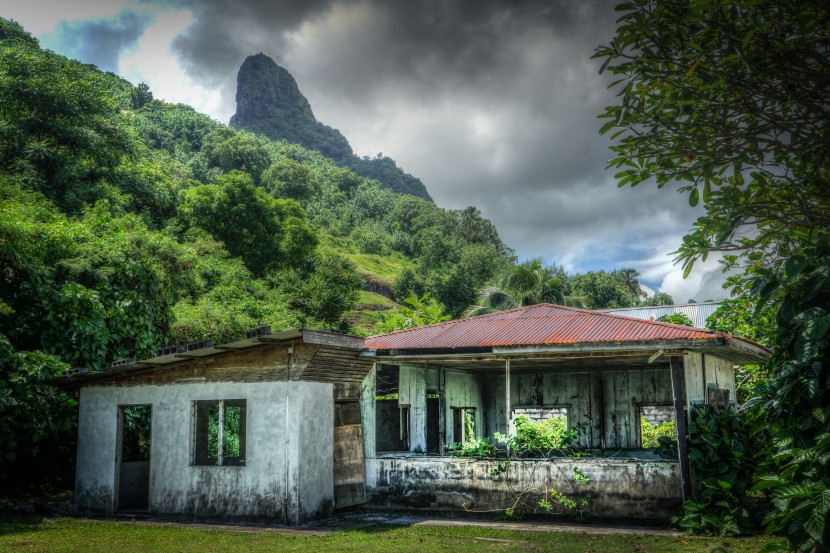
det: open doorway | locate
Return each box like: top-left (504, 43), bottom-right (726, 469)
top-left (375, 365), bottom-right (410, 452)
top-left (425, 392), bottom-right (443, 454)
top-left (116, 405), bottom-right (151, 512)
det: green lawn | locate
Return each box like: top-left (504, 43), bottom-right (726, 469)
top-left (0, 517), bottom-right (776, 553)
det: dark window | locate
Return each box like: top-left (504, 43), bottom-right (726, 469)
top-left (375, 365), bottom-right (410, 452)
top-left (193, 399), bottom-right (246, 466)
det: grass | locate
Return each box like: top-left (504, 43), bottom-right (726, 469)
top-left (346, 291), bottom-right (400, 335)
top-left (0, 516), bottom-right (777, 553)
top-left (319, 232), bottom-right (414, 286)
top-left (355, 290), bottom-right (399, 308)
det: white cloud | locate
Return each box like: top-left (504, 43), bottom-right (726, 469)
top-left (118, 9), bottom-right (228, 120)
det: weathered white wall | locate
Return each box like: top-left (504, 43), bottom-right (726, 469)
top-left (684, 353), bottom-right (737, 410)
top-left (366, 456), bottom-right (681, 519)
top-left (75, 381), bottom-right (333, 525)
top-left (360, 366), bottom-right (377, 458)
top-left (443, 370), bottom-right (483, 444)
top-left (389, 365), bottom-right (484, 451)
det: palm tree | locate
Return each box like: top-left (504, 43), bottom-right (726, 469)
top-left (616, 268), bottom-right (645, 299)
top-left (465, 259), bottom-right (587, 317)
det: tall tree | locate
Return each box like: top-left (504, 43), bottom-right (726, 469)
top-left (176, 171), bottom-right (317, 277)
top-left (466, 259), bottom-right (583, 316)
top-left (617, 268), bottom-right (645, 299)
top-left (596, 1), bottom-right (830, 549)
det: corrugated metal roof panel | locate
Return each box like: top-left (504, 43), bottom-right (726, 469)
top-left (600, 303), bottom-right (722, 329)
top-left (364, 304), bottom-right (722, 350)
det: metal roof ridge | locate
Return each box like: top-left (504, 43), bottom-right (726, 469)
top-left (363, 302), bottom-right (555, 340)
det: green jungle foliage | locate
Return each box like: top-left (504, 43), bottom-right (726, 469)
top-left (659, 313), bottom-right (695, 327)
top-left (597, 0), bottom-right (830, 550)
top-left (640, 418), bottom-right (678, 449)
top-left (677, 406), bottom-right (767, 537)
top-left (376, 292), bottom-right (450, 332)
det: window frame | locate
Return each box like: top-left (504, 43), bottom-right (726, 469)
top-left (192, 399), bottom-right (247, 466)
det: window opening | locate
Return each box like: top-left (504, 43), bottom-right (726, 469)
top-left (375, 365), bottom-right (410, 452)
top-left (451, 407), bottom-right (476, 445)
top-left (194, 399), bottom-right (246, 466)
top-left (639, 404), bottom-right (677, 448)
top-left (122, 405), bottom-right (152, 462)
top-left (511, 406), bottom-right (569, 444)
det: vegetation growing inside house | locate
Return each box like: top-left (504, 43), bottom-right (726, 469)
top-left (640, 418), bottom-right (678, 449)
top-left (596, 0), bottom-right (830, 549)
top-left (446, 415), bottom-right (591, 519)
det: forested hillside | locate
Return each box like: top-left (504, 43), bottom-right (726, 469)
top-left (230, 53), bottom-right (432, 200)
top-left (0, 16), bottom-right (518, 363)
top-left (0, 17), bottom-right (519, 495)
top-left (0, 17), bottom-right (662, 497)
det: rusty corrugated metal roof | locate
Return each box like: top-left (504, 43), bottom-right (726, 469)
top-left (364, 303), bottom-right (726, 350)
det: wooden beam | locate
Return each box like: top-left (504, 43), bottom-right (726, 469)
top-left (670, 355), bottom-right (693, 503)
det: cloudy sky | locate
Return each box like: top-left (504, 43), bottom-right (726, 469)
top-left (1, 0), bottom-right (730, 302)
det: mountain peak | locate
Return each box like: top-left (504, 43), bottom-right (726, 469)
top-left (231, 54), bottom-right (315, 129)
top-left (230, 53), bottom-right (432, 201)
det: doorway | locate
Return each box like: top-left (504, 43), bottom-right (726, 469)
top-left (425, 392), bottom-right (443, 454)
top-left (116, 405), bottom-right (152, 512)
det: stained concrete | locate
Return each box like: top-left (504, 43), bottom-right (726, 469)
top-left (365, 456), bottom-right (681, 519)
top-left (75, 381), bottom-right (333, 525)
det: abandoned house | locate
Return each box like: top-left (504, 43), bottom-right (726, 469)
top-left (59, 329), bottom-right (373, 525)
top-left (59, 304), bottom-right (770, 523)
top-left (359, 304), bottom-right (769, 518)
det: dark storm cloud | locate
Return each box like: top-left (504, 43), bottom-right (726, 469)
top-left (51, 10), bottom-right (151, 73)
top-left (167, 0), bottom-right (333, 89)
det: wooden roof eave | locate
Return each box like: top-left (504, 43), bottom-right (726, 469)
top-left (53, 329), bottom-right (365, 389)
top-left (361, 336), bottom-right (771, 369)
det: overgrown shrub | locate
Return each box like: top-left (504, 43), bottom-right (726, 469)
top-left (676, 405), bottom-right (769, 536)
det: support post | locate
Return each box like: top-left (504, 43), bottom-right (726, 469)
top-left (505, 359), bottom-right (511, 438)
top-left (670, 355), bottom-right (693, 502)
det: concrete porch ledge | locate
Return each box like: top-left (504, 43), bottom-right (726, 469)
top-left (365, 456), bottom-right (681, 519)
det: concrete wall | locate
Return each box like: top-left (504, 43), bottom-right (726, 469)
top-left (75, 381), bottom-right (333, 525)
top-left (365, 456), bottom-right (681, 519)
